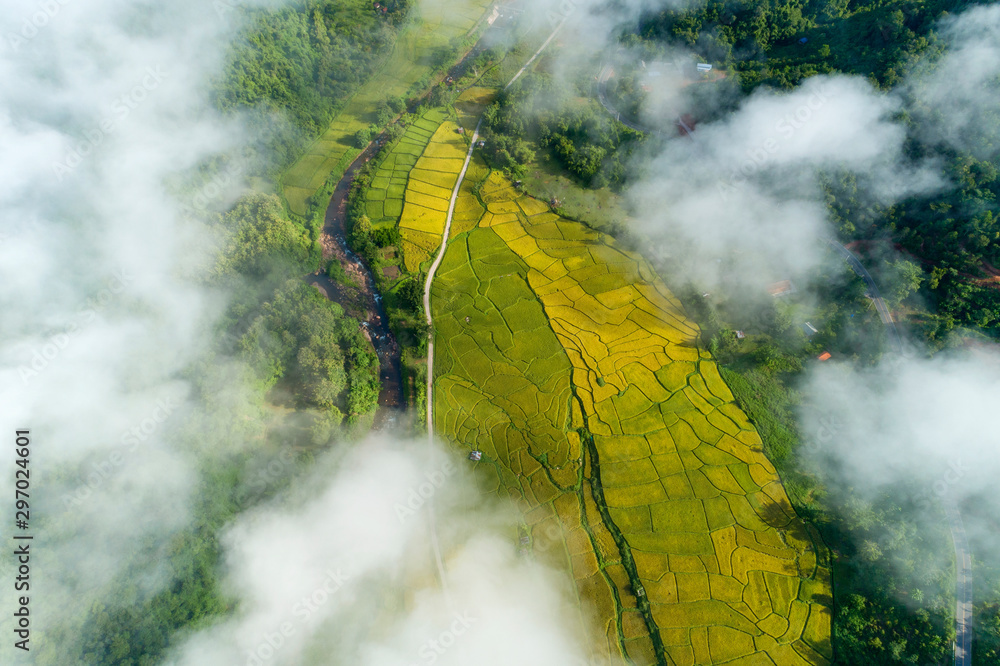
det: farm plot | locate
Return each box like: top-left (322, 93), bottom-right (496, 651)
top-left (432, 226), bottom-right (630, 664)
top-left (397, 121), bottom-right (473, 272)
top-left (281, 0), bottom-right (494, 216)
top-left (433, 172), bottom-right (833, 665)
top-left (363, 108), bottom-right (447, 227)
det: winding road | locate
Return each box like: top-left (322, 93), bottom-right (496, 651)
top-left (825, 239), bottom-right (903, 354)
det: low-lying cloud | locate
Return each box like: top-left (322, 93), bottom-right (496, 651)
top-left (167, 437), bottom-right (595, 666)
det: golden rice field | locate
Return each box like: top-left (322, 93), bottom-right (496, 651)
top-left (431, 171), bottom-right (833, 665)
top-left (280, 0), bottom-right (494, 216)
top-left (396, 119), bottom-right (479, 272)
top-left (363, 108), bottom-right (447, 228)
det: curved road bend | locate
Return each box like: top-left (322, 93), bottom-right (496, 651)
top-left (824, 239), bottom-right (903, 354)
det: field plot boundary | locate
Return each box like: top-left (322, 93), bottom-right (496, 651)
top-left (280, 0), bottom-right (495, 217)
top-left (430, 171), bottom-right (834, 665)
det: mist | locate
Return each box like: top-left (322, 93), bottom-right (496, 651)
top-left (0, 0), bottom-right (605, 662)
top-left (166, 436), bottom-right (595, 666)
top-left (526, 0), bottom-right (1000, 616)
top-left (0, 0), bottom-right (287, 661)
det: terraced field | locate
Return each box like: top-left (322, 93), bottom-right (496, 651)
top-left (395, 117), bottom-right (492, 272)
top-left (363, 109), bottom-right (447, 229)
top-left (281, 0), bottom-right (493, 216)
top-left (431, 172), bottom-right (833, 665)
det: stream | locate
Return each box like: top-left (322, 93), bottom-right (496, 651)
top-left (305, 138), bottom-right (404, 431)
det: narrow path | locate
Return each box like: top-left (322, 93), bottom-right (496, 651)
top-left (421, 118), bottom-right (481, 609)
top-left (424, 18), bottom-right (567, 439)
top-left (421, 19), bottom-right (566, 603)
top-left (423, 120), bottom-right (482, 441)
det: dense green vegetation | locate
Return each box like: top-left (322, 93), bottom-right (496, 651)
top-left (217, 0), bottom-right (409, 174)
top-left (636, 0), bottom-right (976, 91)
top-left (214, 192), bottom-right (319, 276)
top-left (239, 280), bottom-right (380, 419)
top-left (50, 186), bottom-right (380, 663)
top-left (482, 72), bottom-right (644, 188)
top-left (630, 0), bottom-right (1000, 339)
top-left (829, 491), bottom-right (955, 665)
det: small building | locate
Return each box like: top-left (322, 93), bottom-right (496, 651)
top-left (799, 37), bottom-right (809, 44)
top-left (802, 322), bottom-right (818, 337)
top-left (696, 63), bottom-right (713, 72)
top-left (735, 330), bottom-right (746, 340)
top-left (817, 352), bottom-right (832, 361)
top-left (767, 280), bottom-right (796, 297)
top-left (468, 450), bottom-right (483, 462)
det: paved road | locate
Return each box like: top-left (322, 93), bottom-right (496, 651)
top-left (596, 59), bottom-right (693, 136)
top-left (824, 239), bottom-right (903, 353)
top-left (945, 498), bottom-right (974, 666)
top-left (828, 241), bottom-right (972, 665)
top-left (596, 63), bottom-right (656, 134)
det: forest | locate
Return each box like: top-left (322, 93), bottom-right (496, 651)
top-left (60, 0), bottom-right (1000, 661)
top-left (633, 0), bottom-right (1000, 337)
top-left (481, 72), bottom-right (644, 189)
top-left (215, 0), bottom-right (411, 174)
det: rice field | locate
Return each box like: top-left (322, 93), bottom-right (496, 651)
top-left (397, 120), bottom-right (474, 272)
top-left (363, 108), bottom-right (448, 229)
top-left (280, 0), bottom-right (494, 216)
top-left (431, 171), bottom-right (833, 665)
